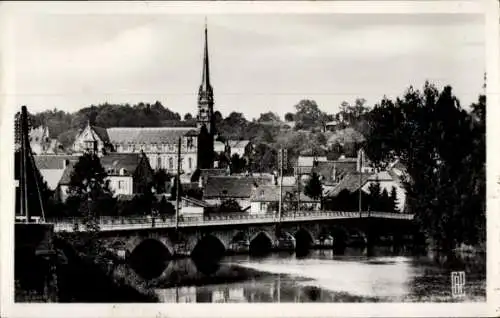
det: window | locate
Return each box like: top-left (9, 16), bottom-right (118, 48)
top-left (118, 181), bottom-right (125, 189)
top-left (157, 157), bottom-right (161, 169)
top-left (169, 157), bottom-right (173, 170)
top-left (188, 157), bottom-right (192, 169)
top-left (260, 202), bottom-right (266, 211)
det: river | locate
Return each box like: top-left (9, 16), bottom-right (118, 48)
top-left (115, 247), bottom-right (486, 303)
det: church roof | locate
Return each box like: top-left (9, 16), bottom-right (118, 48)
top-left (106, 127), bottom-right (197, 144)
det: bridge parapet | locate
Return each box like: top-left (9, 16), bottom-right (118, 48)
top-left (49, 211), bottom-right (414, 233)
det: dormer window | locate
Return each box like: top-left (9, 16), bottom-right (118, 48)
top-left (119, 168), bottom-right (127, 176)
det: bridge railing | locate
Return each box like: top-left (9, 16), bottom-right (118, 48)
top-left (48, 211), bottom-right (413, 232)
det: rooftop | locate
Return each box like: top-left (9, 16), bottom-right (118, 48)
top-left (250, 185), bottom-right (319, 202)
top-left (34, 155), bottom-right (78, 170)
top-left (324, 172), bottom-right (373, 197)
top-left (204, 175), bottom-right (273, 198)
top-left (106, 127), bottom-right (198, 144)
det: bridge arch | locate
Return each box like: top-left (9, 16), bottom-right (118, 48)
top-left (294, 228), bottom-right (315, 252)
top-left (346, 227), bottom-right (367, 246)
top-left (128, 238), bottom-right (172, 280)
top-left (328, 226), bottom-right (350, 248)
top-left (191, 234), bottom-right (226, 260)
top-left (249, 231), bottom-right (274, 255)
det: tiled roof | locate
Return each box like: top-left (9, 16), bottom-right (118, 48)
top-left (34, 155), bottom-right (78, 170)
top-left (325, 172), bottom-right (373, 197)
top-left (200, 169), bottom-right (227, 179)
top-left (204, 176), bottom-right (273, 198)
top-left (368, 171), bottom-right (393, 182)
top-left (250, 185), bottom-right (319, 202)
top-left (59, 153), bottom-right (142, 185)
top-left (182, 196), bottom-right (213, 208)
top-left (298, 156), bottom-right (327, 167)
top-left (106, 127), bottom-right (198, 144)
top-left (100, 153), bottom-right (142, 176)
top-left (92, 126), bottom-right (110, 143)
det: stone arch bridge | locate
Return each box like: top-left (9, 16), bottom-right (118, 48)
top-left (53, 211), bottom-right (417, 260)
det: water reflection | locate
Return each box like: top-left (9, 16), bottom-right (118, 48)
top-left (125, 247), bottom-right (485, 303)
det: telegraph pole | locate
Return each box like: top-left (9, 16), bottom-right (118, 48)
top-left (296, 158), bottom-right (300, 218)
top-left (175, 137), bottom-right (181, 230)
top-left (278, 149), bottom-right (283, 224)
top-left (21, 106), bottom-right (30, 223)
top-left (358, 149), bottom-right (363, 218)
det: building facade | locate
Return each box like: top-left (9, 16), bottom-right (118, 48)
top-left (72, 121), bottom-right (112, 156)
top-left (107, 127), bottom-right (199, 174)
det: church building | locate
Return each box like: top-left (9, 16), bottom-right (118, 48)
top-left (71, 22), bottom-right (217, 173)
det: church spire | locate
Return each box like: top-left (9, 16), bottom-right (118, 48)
top-left (200, 18), bottom-right (211, 93)
top-left (197, 18), bottom-right (214, 134)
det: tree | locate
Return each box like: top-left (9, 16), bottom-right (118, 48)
top-left (365, 82), bottom-right (485, 250)
top-left (380, 188), bottom-right (390, 212)
top-left (184, 113), bottom-right (193, 121)
top-left (157, 197), bottom-right (175, 218)
top-left (304, 172), bottom-right (323, 201)
top-left (153, 169), bottom-right (170, 194)
top-left (368, 179), bottom-right (382, 210)
top-left (65, 153), bottom-right (116, 259)
top-left (230, 154), bottom-right (245, 174)
top-left (284, 112), bottom-right (295, 122)
top-left (67, 153), bottom-right (115, 222)
top-left (294, 99), bottom-right (327, 130)
top-left (257, 112), bottom-right (280, 123)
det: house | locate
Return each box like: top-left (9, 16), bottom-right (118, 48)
top-left (249, 185), bottom-right (321, 214)
top-left (106, 127), bottom-right (199, 173)
top-left (296, 155), bottom-right (328, 176)
top-left (180, 196), bottom-right (213, 217)
top-left (310, 156), bottom-right (359, 186)
top-left (57, 153), bottom-right (154, 202)
top-left (324, 168), bottom-right (406, 212)
top-left (34, 155), bottom-right (78, 190)
top-left (72, 121), bottom-right (113, 156)
top-left (202, 175), bottom-right (274, 209)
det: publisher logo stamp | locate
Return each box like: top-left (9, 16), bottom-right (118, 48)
top-left (451, 271), bottom-right (466, 298)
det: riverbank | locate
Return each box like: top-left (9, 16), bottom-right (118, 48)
top-left (52, 236), bottom-right (158, 302)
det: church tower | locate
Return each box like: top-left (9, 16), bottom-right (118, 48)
top-left (197, 21), bottom-right (215, 169)
top-left (197, 21), bottom-right (215, 135)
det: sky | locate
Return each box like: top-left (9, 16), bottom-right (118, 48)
top-left (11, 13), bottom-right (485, 120)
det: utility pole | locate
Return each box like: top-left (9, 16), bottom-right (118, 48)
top-left (175, 137), bottom-right (181, 230)
top-left (296, 158), bottom-right (300, 218)
top-left (278, 149), bottom-right (283, 224)
top-left (358, 149), bottom-right (363, 218)
top-left (21, 106), bottom-right (30, 223)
